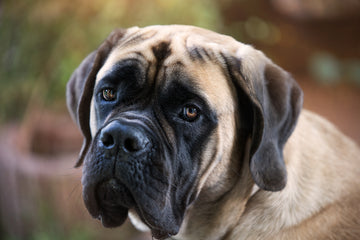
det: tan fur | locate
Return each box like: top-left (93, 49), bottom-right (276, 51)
top-left (224, 111), bottom-right (360, 240)
top-left (171, 111), bottom-right (360, 240)
top-left (85, 25), bottom-right (360, 240)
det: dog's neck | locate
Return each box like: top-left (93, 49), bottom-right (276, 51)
top-left (175, 173), bottom-right (256, 240)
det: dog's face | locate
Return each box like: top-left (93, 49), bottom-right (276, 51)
top-left (67, 25), bottom-right (303, 239)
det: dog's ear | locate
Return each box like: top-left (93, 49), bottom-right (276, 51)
top-left (224, 48), bottom-right (303, 191)
top-left (66, 29), bottom-right (126, 167)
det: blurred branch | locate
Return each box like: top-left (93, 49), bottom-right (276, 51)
top-left (271, 0), bottom-right (360, 20)
top-left (0, 0), bottom-right (222, 122)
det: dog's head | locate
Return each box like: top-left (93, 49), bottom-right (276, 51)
top-left (67, 25), bottom-right (303, 239)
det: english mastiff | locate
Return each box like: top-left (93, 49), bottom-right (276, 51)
top-left (66, 25), bottom-right (360, 240)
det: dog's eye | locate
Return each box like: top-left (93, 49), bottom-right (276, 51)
top-left (102, 89), bottom-right (116, 101)
top-left (181, 105), bottom-right (200, 122)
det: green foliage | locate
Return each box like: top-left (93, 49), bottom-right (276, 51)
top-left (0, 0), bottom-right (222, 122)
top-left (309, 52), bottom-right (360, 86)
top-left (30, 227), bottom-right (94, 240)
top-left (308, 52), bottom-right (341, 85)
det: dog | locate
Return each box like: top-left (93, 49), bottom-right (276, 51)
top-left (66, 25), bottom-right (360, 240)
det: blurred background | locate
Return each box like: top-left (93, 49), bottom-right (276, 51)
top-left (1, 0), bottom-right (359, 239)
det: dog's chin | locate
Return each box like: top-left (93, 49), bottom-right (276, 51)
top-left (99, 206), bottom-right (129, 228)
top-left (132, 205), bottom-right (180, 240)
top-left (96, 179), bottom-right (133, 228)
top-left (129, 210), bottom-right (177, 240)
top-left (83, 178), bottom-right (180, 239)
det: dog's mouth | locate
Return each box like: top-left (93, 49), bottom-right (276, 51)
top-left (96, 179), bottom-right (134, 227)
top-left (83, 178), bottom-right (180, 239)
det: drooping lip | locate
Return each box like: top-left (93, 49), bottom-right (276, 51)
top-left (82, 181), bottom-right (100, 219)
top-left (82, 178), bottom-right (132, 228)
top-left (82, 178), bottom-right (181, 238)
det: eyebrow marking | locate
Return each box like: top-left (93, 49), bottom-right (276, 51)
top-left (150, 41), bottom-right (172, 88)
top-left (152, 41), bottom-right (171, 64)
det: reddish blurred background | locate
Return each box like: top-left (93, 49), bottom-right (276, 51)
top-left (0, 0), bottom-right (359, 239)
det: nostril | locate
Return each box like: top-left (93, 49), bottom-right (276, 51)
top-left (123, 138), bottom-right (140, 152)
top-left (101, 132), bottom-right (115, 148)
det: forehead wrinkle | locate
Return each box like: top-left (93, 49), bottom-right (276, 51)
top-left (119, 28), bottom-right (158, 49)
top-left (96, 30), bottom-right (181, 87)
top-left (95, 51), bottom-right (149, 88)
top-left (189, 61), bottom-right (236, 118)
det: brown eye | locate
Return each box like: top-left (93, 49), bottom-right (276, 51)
top-left (182, 105), bottom-right (200, 121)
top-left (102, 89), bottom-right (116, 101)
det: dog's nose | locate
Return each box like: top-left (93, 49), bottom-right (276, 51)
top-left (100, 120), bottom-right (150, 153)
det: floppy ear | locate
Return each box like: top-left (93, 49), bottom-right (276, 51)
top-left (66, 29), bottom-right (126, 167)
top-left (224, 49), bottom-right (303, 191)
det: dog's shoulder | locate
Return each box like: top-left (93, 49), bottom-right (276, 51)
top-left (280, 109), bottom-right (360, 239)
top-left (285, 109), bottom-right (360, 203)
top-left (229, 110), bottom-right (360, 240)
top-left (287, 109), bottom-right (360, 173)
